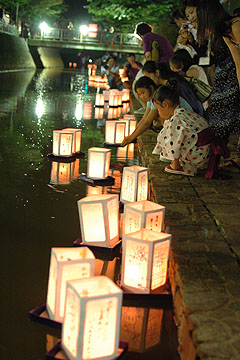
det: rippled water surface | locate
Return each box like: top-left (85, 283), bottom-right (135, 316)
top-left (0, 69), bottom-right (179, 360)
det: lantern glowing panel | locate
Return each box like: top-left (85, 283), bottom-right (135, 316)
top-left (77, 194), bottom-right (119, 248)
top-left (120, 166), bottom-right (148, 203)
top-left (46, 247), bottom-right (95, 323)
top-left (94, 107), bottom-right (104, 119)
top-left (63, 128), bottom-right (81, 154)
top-left (120, 306), bottom-right (163, 352)
top-left (87, 147), bottom-right (111, 179)
top-left (53, 130), bottom-right (74, 157)
top-left (105, 120), bottom-right (126, 145)
top-left (119, 118), bottom-right (137, 136)
top-left (123, 200), bottom-right (165, 236)
top-left (107, 107), bottom-right (121, 119)
top-left (121, 229), bottom-right (171, 294)
top-left (109, 94), bottom-right (119, 108)
top-left (95, 94), bottom-right (104, 107)
top-left (117, 143), bottom-right (134, 161)
top-left (62, 276), bottom-right (123, 360)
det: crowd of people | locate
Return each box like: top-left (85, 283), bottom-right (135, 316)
top-left (101, 0), bottom-right (240, 179)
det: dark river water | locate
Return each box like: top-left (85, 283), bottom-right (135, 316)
top-left (0, 69), bottom-right (179, 360)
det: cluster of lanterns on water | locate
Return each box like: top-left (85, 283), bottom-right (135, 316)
top-left (30, 88), bottom-right (172, 359)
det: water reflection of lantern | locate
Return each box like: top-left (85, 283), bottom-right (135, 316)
top-left (123, 200), bottom-right (165, 235)
top-left (86, 185), bottom-right (108, 196)
top-left (46, 247), bottom-right (95, 323)
top-left (62, 276), bottom-right (123, 360)
top-left (105, 120), bottom-right (126, 145)
top-left (52, 130), bottom-right (74, 157)
top-left (120, 306), bottom-right (163, 352)
top-left (50, 159), bottom-right (80, 185)
top-left (117, 143), bottom-right (134, 161)
top-left (87, 147), bottom-right (111, 179)
top-left (95, 107), bottom-right (104, 119)
top-left (77, 194), bottom-right (119, 247)
top-left (121, 229), bottom-right (171, 294)
top-left (83, 102), bottom-right (92, 120)
top-left (63, 128), bottom-right (81, 154)
top-left (120, 166), bottom-right (148, 203)
top-left (108, 107), bottom-right (121, 119)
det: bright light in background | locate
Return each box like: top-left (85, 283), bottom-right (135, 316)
top-left (35, 98), bottom-right (45, 119)
top-left (75, 98), bottom-right (83, 121)
top-left (39, 22), bottom-right (50, 33)
top-left (79, 25), bottom-right (89, 36)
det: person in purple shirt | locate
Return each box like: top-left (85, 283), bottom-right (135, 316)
top-left (135, 22), bottom-right (174, 62)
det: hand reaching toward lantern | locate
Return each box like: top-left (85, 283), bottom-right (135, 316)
top-left (121, 135), bottom-right (134, 147)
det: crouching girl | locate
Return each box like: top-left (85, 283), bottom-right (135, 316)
top-left (152, 80), bottom-right (210, 176)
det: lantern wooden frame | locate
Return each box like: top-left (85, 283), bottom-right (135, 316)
top-left (77, 194), bottom-right (120, 248)
top-left (61, 276), bottom-right (123, 360)
top-left (46, 247), bottom-right (95, 323)
top-left (120, 166), bottom-right (148, 204)
top-left (123, 200), bottom-right (165, 236)
top-left (105, 120), bottom-right (126, 146)
top-left (121, 229), bottom-right (171, 294)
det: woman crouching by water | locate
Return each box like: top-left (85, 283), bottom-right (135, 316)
top-left (152, 79), bottom-right (210, 176)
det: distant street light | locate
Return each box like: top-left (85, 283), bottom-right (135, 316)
top-left (79, 25), bottom-right (89, 42)
top-left (39, 21), bottom-right (50, 38)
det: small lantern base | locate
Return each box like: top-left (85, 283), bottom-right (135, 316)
top-left (46, 340), bottom-right (128, 360)
top-left (28, 304), bottom-right (61, 329)
top-left (47, 152), bottom-right (85, 162)
top-left (79, 173), bottom-right (115, 186)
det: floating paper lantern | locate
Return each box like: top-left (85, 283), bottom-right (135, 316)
top-left (95, 107), bottom-right (104, 119)
top-left (87, 147), bottom-right (111, 180)
top-left (120, 166), bottom-right (148, 203)
top-left (63, 128), bottom-right (81, 154)
top-left (105, 120), bottom-right (126, 145)
top-left (117, 144), bottom-right (134, 161)
top-left (121, 89), bottom-right (130, 103)
top-left (52, 130), bottom-right (74, 157)
top-left (77, 194), bottom-right (119, 248)
top-left (109, 94), bottom-right (119, 108)
top-left (107, 107), bottom-right (122, 119)
top-left (119, 118), bottom-right (137, 136)
top-left (121, 229), bottom-right (171, 294)
top-left (62, 276), bottom-right (123, 360)
top-left (46, 247), bottom-right (95, 323)
top-left (123, 200), bottom-right (165, 235)
top-left (120, 306), bottom-right (163, 352)
top-left (95, 94), bottom-right (105, 107)
top-left (50, 159), bottom-right (80, 185)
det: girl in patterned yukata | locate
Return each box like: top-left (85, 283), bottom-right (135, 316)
top-left (152, 80), bottom-right (209, 176)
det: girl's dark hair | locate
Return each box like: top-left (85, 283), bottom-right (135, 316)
top-left (197, 0), bottom-right (232, 47)
top-left (181, 0), bottom-right (199, 16)
top-left (134, 76), bottom-right (158, 94)
top-left (171, 9), bottom-right (185, 20)
top-left (169, 50), bottom-right (193, 72)
top-left (153, 79), bottom-right (180, 106)
top-left (135, 23), bottom-right (152, 36)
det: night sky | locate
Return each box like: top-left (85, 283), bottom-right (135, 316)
top-left (64, 0), bottom-right (90, 24)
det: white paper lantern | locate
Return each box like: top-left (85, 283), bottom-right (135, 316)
top-left (46, 247), bottom-right (95, 323)
top-left (105, 120), bottom-right (126, 145)
top-left (123, 200), bottom-right (165, 235)
top-left (120, 166), bottom-right (148, 203)
top-left (121, 229), bottom-right (171, 294)
top-left (63, 128), bottom-right (81, 154)
top-left (95, 94), bottom-right (105, 107)
top-left (52, 130), bottom-right (74, 157)
top-left (87, 147), bottom-right (111, 180)
top-left (120, 306), bottom-right (163, 352)
top-left (119, 118), bottom-right (137, 136)
top-left (62, 276), bottom-right (123, 360)
top-left (77, 194), bottom-right (119, 248)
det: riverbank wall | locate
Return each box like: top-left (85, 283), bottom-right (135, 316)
top-left (132, 102), bottom-right (240, 359)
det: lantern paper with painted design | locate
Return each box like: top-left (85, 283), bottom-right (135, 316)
top-left (120, 166), bottom-right (148, 203)
top-left (63, 128), bottom-right (81, 154)
top-left (120, 306), bottom-right (163, 352)
top-left (77, 194), bottom-right (119, 248)
top-left (62, 276), bottom-right (123, 360)
top-left (105, 120), bottom-right (126, 145)
top-left (50, 159), bottom-right (80, 185)
top-left (121, 229), bottom-right (171, 294)
top-left (52, 130), bottom-right (74, 157)
top-left (46, 247), bottom-right (95, 323)
top-left (87, 147), bottom-right (111, 179)
top-left (123, 200), bottom-right (165, 236)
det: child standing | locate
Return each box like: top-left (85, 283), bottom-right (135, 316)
top-left (152, 80), bottom-right (209, 176)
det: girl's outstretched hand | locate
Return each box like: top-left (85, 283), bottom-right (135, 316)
top-left (121, 135), bottom-right (134, 147)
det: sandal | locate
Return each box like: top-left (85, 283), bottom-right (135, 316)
top-left (165, 165), bottom-right (193, 176)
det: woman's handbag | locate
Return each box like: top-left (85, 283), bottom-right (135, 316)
top-left (187, 76), bottom-right (213, 103)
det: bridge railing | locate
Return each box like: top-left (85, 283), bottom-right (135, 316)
top-left (33, 28), bottom-right (140, 46)
top-left (0, 21), bottom-right (18, 36)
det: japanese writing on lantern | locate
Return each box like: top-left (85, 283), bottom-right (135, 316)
top-left (123, 172), bottom-right (135, 202)
top-left (125, 209), bottom-right (140, 234)
top-left (151, 240), bottom-right (170, 290)
top-left (137, 172), bottom-right (147, 201)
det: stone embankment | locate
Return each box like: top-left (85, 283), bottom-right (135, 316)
top-left (135, 110), bottom-right (240, 359)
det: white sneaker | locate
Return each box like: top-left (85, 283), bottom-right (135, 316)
top-left (134, 107), bottom-right (145, 114)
